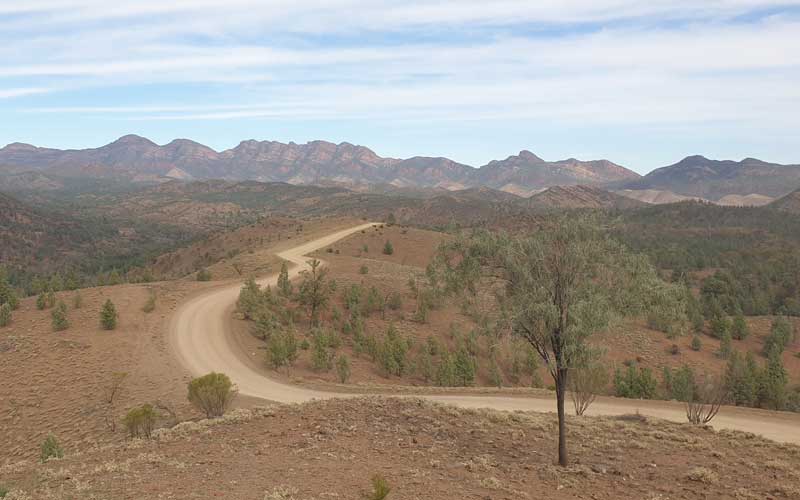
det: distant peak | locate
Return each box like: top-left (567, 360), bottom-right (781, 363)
top-left (109, 134), bottom-right (157, 147)
top-left (1, 142), bottom-right (38, 151)
top-left (518, 150), bottom-right (544, 162)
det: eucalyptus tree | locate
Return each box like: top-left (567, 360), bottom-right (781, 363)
top-left (437, 216), bottom-right (683, 466)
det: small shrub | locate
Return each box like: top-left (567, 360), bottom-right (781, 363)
top-left (196, 268), bottom-right (212, 281)
top-left (690, 335), bottom-right (702, 351)
top-left (359, 265), bottom-right (369, 275)
top-left (267, 329), bottom-right (299, 371)
top-left (382, 240), bottom-right (394, 256)
top-left (100, 299), bottom-right (118, 330)
top-left (336, 355), bottom-right (351, 383)
top-left (187, 372), bottom-right (238, 418)
top-left (370, 474), bottom-right (391, 500)
top-left (36, 290), bottom-right (55, 310)
top-left (686, 466), bottom-right (718, 484)
top-left (123, 404), bottom-right (158, 439)
top-left (51, 301), bottom-right (69, 331)
top-left (0, 303), bottom-right (11, 327)
top-left (387, 292), bottom-right (402, 311)
top-left (142, 291), bottom-right (156, 313)
top-left (300, 338), bottom-right (310, 350)
top-left (40, 433), bottom-right (63, 462)
top-left (669, 344), bottom-right (680, 355)
top-left (0, 484), bottom-right (8, 498)
top-left (72, 291), bottom-right (83, 309)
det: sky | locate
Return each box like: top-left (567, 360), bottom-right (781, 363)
top-left (1, 1), bottom-right (799, 174)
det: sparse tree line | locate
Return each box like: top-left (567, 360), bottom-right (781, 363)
top-left (0, 268), bottom-right (120, 331)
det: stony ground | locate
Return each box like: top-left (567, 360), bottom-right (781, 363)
top-left (2, 397), bottom-right (799, 500)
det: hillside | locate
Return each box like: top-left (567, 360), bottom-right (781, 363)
top-left (770, 188), bottom-right (800, 214)
top-left (526, 185), bottom-right (645, 210)
top-left (620, 155), bottom-right (800, 201)
top-left (2, 397), bottom-right (799, 499)
top-left (0, 136), bottom-right (639, 193)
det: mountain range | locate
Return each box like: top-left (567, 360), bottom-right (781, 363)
top-left (1, 135), bottom-right (799, 202)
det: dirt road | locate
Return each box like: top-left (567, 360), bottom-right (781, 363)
top-left (169, 223), bottom-right (800, 445)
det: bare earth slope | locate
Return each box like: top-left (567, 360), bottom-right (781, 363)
top-left (3, 397), bottom-right (799, 500)
top-left (169, 223), bottom-right (800, 445)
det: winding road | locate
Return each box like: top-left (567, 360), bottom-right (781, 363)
top-left (169, 223), bottom-right (800, 445)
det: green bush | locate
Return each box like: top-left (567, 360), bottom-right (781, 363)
top-left (311, 333), bottom-right (334, 372)
top-left (187, 372), bottom-right (238, 418)
top-left (36, 290), bottom-right (55, 310)
top-left (387, 292), bottom-right (403, 311)
top-left (100, 299), bottom-right (118, 330)
top-left (51, 301), bottom-right (70, 331)
top-left (370, 475), bottom-right (391, 500)
top-left (382, 240), bottom-right (394, 256)
top-left (763, 317), bottom-right (795, 356)
top-left (267, 329), bottom-right (299, 370)
top-left (0, 303), bottom-right (11, 328)
top-left (336, 355), bottom-right (351, 383)
top-left (731, 314), bottom-right (749, 340)
top-left (359, 264), bottom-right (369, 275)
top-left (690, 335), bottom-right (702, 351)
top-left (142, 291), bottom-right (156, 313)
top-left (196, 268), bottom-right (212, 281)
top-left (40, 433), bottom-right (64, 462)
top-left (72, 291), bottom-right (83, 309)
top-left (0, 484), bottom-right (8, 498)
top-left (614, 364), bottom-right (657, 399)
top-left (123, 404), bottom-right (158, 439)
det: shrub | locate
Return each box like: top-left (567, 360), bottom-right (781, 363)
top-left (142, 291), bottom-right (156, 313)
top-left (40, 433), bottom-right (63, 462)
top-left (72, 291), bottom-right (83, 309)
top-left (709, 315), bottom-right (731, 339)
top-left (690, 335), bottom-right (702, 351)
top-left (277, 261), bottom-right (292, 297)
top-left (336, 355), bottom-right (351, 383)
top-left (488, 355), bottom-right (503, 388)
top-left (669, 344), bottom-right (680, 355)
top-left (377, 324), bottom-right (408, 377)
top-left (764, 317), bottom-right (795, 356)
top-left (370, 475), bottom-right (391, 500)
top-left (382, 241), bottom-right (394, 256)
top-left (359, 264), bottom-right (369, 275)
top-left (719, 330), bottom-right (732, 359)
top-left (731, 313), bottom-right (749, 340)
top-left (613, 364), bottom-right (657, 399)
top-left (123, 404), bottom-right (158, 438)
top-left (387, 292), bottom-right (403, 311)
top-left (187, 372), bottom-right (238, 418)
top-left (100, 299), bottom-right (118, 330)
top-left (196, 268), bottom-right (212, 281)
top-left (51, 301), bottom-right (69, 331)
top-left (0, 303), bottom-right (11, 328)
top-left (36, 290), bottom-right (55, 310)
top-left (0, 484), bottom-right (8, 498)
top-left (569, 362), bottom-right (609, 415)
top-left (311, 333), bottom-right (334, 372)
top-left (435, 352), bottom-right (457, 387)
top-left (300, 338), bottom-right (310, 350)
top-left (267, 329), bottom-right (299, 370)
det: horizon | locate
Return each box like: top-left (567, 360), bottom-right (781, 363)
top-left (2, 1), bottom-right (800, 174)
top-left (2, 133), bottom-right (796, 175)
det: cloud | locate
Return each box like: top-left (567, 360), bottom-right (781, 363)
top-left (0, 87), bottom-right (52, 99)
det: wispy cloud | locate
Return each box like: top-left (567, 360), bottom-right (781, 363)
top-left (1, 1), bottom-right (799, 167)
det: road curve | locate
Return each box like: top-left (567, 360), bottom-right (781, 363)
top-left (169, 223), bottom-right (800, 445)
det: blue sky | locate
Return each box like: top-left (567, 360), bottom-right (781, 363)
top-left (1, 1), bottom-right (799, 174)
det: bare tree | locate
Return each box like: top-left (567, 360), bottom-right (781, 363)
top-left (438, 217), bottom-right (681, 466)
top-left (569, 362), bottom-right (609, 416)
top-left (685, 372), bottom-right (727, 424)
top-left (102, 371), bottom-right (128, 432)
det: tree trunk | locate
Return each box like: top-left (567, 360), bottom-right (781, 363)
top-left (556, 370), bottom-right (569, 466)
